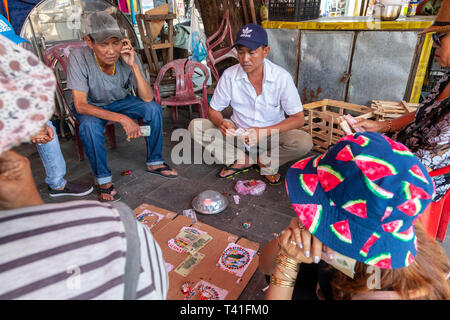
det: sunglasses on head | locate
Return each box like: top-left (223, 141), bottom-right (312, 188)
top-left (432, 31), bottom-right (449, 47)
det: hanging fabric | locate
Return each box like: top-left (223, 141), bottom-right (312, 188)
top-left (188, 3), bottom-right (206, 62)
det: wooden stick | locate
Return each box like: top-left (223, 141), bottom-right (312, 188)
top-left (241, 0), bottom-right (249, 24)
top-left (248, 0), bottom-right (257, 23)
top-left (400, 100), bottom-right (411, 112)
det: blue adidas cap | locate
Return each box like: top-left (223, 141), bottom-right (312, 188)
top-left (233, 23), bottom-right (268, 50)
top-left (0, 15), bottom-right (27, 45)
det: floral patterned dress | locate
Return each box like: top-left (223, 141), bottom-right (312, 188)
top-left (393, 69), bottom-right (450, 201)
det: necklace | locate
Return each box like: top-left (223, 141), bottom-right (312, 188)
top-left (93, 52), bottom-right (115, 75)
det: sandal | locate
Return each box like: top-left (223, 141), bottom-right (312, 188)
top-left (253, 165), bottom-right (282, 185)
top-left (98, 184), bottom-right (121, 202)
top-left (146, 163), bottom-right (178, 178)
top-left (216, 165), bottom-right (253, 179)
top-left (263, 174), bottom-right (282, 186)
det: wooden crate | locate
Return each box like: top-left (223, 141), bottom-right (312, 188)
top-left (302, 99), bottom-right (376, 153)
top-left (371, 100), bottom-right (419, 120)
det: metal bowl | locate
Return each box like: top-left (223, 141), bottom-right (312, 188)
top-left (192, 190), bottom-right (229, 215)
top-left (373, 4), bottom-right (402, 21)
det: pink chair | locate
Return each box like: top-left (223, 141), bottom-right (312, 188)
top-left (205, 9), bottom-right (238, 82)
top-left (154, 58), bottom-right (209, 124)
top-left (419, 165), bottom-right (450, 242)
top-left (44, 42), bottom-right (117, 161)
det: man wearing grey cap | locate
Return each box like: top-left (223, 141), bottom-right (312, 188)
top-left (67, 11), bottom-right (178, 202)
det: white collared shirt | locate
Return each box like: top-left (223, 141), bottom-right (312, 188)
top-left (210, 59), bottom-right (302, 129)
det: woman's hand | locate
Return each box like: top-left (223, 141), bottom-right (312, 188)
top-left (352, 119), bottom-right (388, 133)
top-left (264, 217), bottom-right (334, 300)
top-left (278, 217), bottom-right (334, 264)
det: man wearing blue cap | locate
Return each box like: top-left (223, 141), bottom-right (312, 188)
top-left (189, 23), bottom-right (312, 185)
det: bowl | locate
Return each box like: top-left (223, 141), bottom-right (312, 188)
top-left (373, 4), bottom-right (402, 21)
top-left (192, 190), bottom-right (229, 215)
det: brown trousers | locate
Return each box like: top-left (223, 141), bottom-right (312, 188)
top-left (188, 118), bottom-right (313, 175)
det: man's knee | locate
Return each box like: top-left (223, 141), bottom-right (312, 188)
top-left (283, 130), bottom-right (313, 156)
top-left (188, 118), bottom-right (214, 137)
top-left (78, 117), bottom-right (105, 138)
top-left (296, 132), bottom-right (313, 156)
top-left (143, 101), bottom-right (162, 120)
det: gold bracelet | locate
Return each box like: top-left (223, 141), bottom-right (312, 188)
top-left (270, 276), bottom-right (296, 288)
top-left (386, 120), bottom-right (392, 133)
top-left (277, 253), bottom-right (299, 272)
top-left (276, 265), bottom-right (297, 281)
top-left (276, 251), bottom-right (300, 273)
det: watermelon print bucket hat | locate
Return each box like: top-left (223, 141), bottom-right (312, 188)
top-left (285, 132), bottom-right (435, 269)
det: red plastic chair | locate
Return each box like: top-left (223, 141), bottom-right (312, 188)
top-left (419, 165), bottom-right (450, 242)
top-left (205, 9), bottom-right (238, 82)
top-left (44, 42), bottom-right (117, 161)
top-left (154, 58), bottom-right (209, 124)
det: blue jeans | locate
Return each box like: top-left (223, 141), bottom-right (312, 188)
top-left (36, 121), bottom-right (67, 190)
top-left (73, 95), bottom-right (165, 185)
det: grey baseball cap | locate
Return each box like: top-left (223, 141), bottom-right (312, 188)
top-left (83, 11), bottom-right (123, 43)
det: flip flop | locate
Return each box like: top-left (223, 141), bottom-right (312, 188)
top-left (216, 165), bottom-right (253, 179)
top-left (146, 163), bottom-right (178, 178)
top-left (262, 174), bottom-right (282, 186)
top-left (98, 184), bottom-right (121, 202)
top-left (253, 165), bottom-right (282, 185)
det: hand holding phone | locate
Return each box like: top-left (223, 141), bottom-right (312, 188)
top-left (120, 38), bottom-right (135, 66)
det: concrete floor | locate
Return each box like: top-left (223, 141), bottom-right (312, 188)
top-left (18, 107), bottom-right (450, 300)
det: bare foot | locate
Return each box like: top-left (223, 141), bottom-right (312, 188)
top-left (147, 164), bottom-right (178, 177)
top-left (264, 173), bottom-right (281, 184)
top-left (99, 182), bottom-right (118, 201)
top-left (219, 155), bottom-right (253, 178)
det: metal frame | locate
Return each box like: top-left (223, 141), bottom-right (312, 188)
top-left (262, 16), bottom-right (435, 104)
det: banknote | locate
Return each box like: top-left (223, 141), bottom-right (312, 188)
top-left (322, 250), bottom-right (356, 279)
top-left (140, 125), bottom-right (151, 136)
top-left (176, 229), bottom-right (201, 244)
top-left (343, 114), bottom-right (362, 132)
top-left (185, 233), bottom-right (212, 253)
top-left (175, 252), bottom-right (205, 277)
top-left (176, 228), bottom-right (212, 253)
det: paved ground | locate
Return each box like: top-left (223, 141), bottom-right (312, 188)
top-left (17, 107), bottom-right (450, 300)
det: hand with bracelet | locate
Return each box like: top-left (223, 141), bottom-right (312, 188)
top-left (352, 112), bottom-right (415, 134)
top-left (263, 217), bottom-right (334, 300)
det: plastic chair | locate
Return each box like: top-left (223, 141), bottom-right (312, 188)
top-left (44, 42), bottom-right (118, 161)
top-left (205, 9), bottom-right (238, 82)
top-left (419, 165), bottom-right (450, 242)
top-left (154, 58), bottom-right (209, 124)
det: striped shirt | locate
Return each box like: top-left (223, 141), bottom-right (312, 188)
top-left (0, 200), bottom-right (168, 300)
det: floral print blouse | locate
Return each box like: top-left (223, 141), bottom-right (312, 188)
top-left (393, 69), bottom-right (450, 201)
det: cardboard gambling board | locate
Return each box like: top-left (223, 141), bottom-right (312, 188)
top-left (133, 203), bottom-right (260, 300)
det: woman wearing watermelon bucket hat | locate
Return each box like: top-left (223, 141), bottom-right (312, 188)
top-left (353, 0), bottom-right (450, 202)
top-left (260, 132), bottom-right (450, 300)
